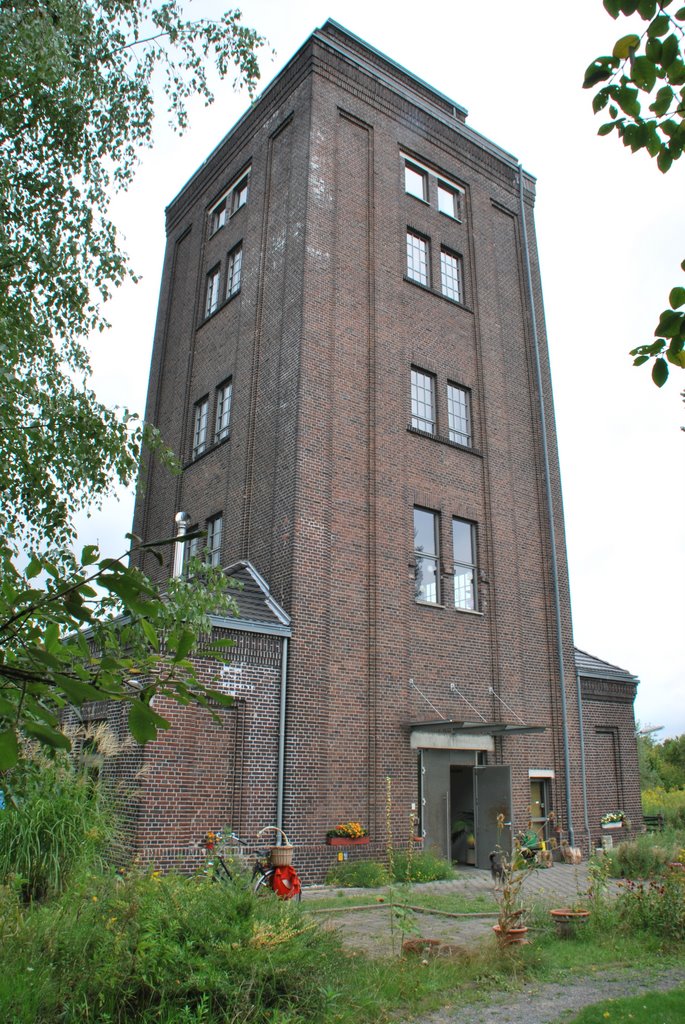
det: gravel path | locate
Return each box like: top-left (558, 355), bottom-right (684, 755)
top-left (406, 965), bottom-right (685, 1024)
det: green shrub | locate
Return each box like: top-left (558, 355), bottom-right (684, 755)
top-left (606, 833), bottom-right (680, 879)
top-left (616, 873), bottom-right (685, 941)
top-left (642, 787), bottom-right (685, 828)
top-left (0, 750), bottom-right (115, 901)
top-left (0, 870), bottom-right (347, 1023)
top-left (325, 859), bottom-right (392, 888)
top-left (391, 850), bottom-right (455, 883)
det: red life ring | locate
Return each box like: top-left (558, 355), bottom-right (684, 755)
top-left (271, 865), bottom-right (301, 899)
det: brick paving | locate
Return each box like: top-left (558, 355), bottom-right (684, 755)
top-left (303, 862), bottom-right (619, 957)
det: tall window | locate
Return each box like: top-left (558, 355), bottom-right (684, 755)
top-left (205, 266), bottom-right (221, 317)
top-left (209, 168), bottom-right (250, 235)
top-left (437, 180), bottom-right (463, 221)
top-left (440, 247), bottom-right (463, 303)
top-left (226, 243), bottom-right (242, 298)
top-left (215, 379), bottom-right (233, 442)
top-left (452, 518), bottom-right (477, 611)
top-left (411, 369), bottom-right (436, 434)
top-left (406, 231), bottom-right (429, 286)
top-left (414, 507), bottom-right (440, 604)
top-left (192, 397), bottom-right (209, 458)
top-left (404, 160), bottom-right (427, 201)
top-left (231, 171), bottom-right (249, 212)
top-left (447, 384), bottom-right (471, 447)
top-left (206, 514), bottom-right (223, 568)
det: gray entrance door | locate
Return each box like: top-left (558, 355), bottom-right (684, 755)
top-left (422, 750), bottom-right (451, 858)
top-left (474, 765), bottom-right (512, 869)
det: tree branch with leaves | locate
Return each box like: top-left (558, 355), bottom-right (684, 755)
top-left (583, 0), bottom-right (685, 386)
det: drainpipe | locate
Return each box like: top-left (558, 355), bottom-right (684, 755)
top-left (172, 511), bottom-right (190, 578)
top-left (518, 165), bottom-right (575, 846)
top-left (576, 670), bottom-right (593, 854)
top-left (276, 637), bottom-right (289, 840)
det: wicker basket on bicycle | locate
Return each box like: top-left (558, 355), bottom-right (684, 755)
top-left (269, 843), bottom-right (294, 866)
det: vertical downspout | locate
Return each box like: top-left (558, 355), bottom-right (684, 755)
top-left (172, 511), bottom-right (189, 578)
top-left (518, 165), bottom-right (575, 846)
top-left (276, 637), bottom-right (289, 839)
top-left (576, 670), bottom-right (593, 852)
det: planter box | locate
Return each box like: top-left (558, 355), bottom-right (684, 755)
top-left (325, 836), bottom-right (370, 846)
top-left (602, 822), bottom-right (623, 830)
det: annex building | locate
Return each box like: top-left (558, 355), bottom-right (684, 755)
top-left (98, 22), bottom-right (643, 878)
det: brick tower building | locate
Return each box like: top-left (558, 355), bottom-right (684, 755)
top-left (122, 21), bottom-right (641, 877)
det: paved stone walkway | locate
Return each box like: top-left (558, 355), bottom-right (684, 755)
top-left (303, 863), bottom-right (618, 957)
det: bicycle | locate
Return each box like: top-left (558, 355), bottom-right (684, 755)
top-left (203, 825), bottom-right (302, 901)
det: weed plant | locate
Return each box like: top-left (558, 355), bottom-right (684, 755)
top-left (616, 871), bottom-right (685, 941)
top-left (0, 869), bottom-right (347, 1023)
top-left (0, 749), bottom-right (115, 901)
top-left (325, 852), bottom-right (454, 888)
top-left (606, 832), bottom-right (682, 879)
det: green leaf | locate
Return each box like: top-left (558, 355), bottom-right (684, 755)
top-left (633, 354), bottom-right (650, 365)
top-left (584, 58), bottom-right (617, 88)
top-left (25, 557), bottom-right (43, 580)
top-left (80, 544), bottom-right (100, 566)
top-left (616, 85), bottom-right (641, 117)
top-left (651, 85), bottom-right (674, 116)
top-left (613, 34), bottom-right (641, 60)
top-left (676, 6), bottom-right (685, 18)
top-left (139, 618), bottom-right (160, 651)
top-left (638, 0), bottom-right (657, 18)
top-left (44, 622), bottom-right (60, 652)
top-left (669, 286), bottom-right (685, 308)
top-left (652, 357), bottom-right (669, 385)
top-left (604, 0), bottom-right (622, 16)
top-left (662, 33), bottom-right (680, 68)
top-left (598, 122), bottom-right (617, 135)
top-left (593, 88), bottom-right (611, 113)
top-left (170, 628), bottom-right (195, 662)
top-left (0, 730), bottom-right (19, 770)
top-left (657, 148), bottom-right (673, 171)
top-left (128, 701), bottom-right (171, 744)
top-left (655, 309), bottom-right (683, 336)
top-left (666, 344), bottom-right (685, 367)
top-left (648, 13), bottom-right (671, 36)
top-left (632, 56), bottom-right (658, 91)
top-left (24, 722), bottom-right (72, 750)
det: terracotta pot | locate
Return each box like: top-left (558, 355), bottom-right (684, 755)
top-left (550, 908), bottom-right (590, 938)
top-left (325, 836), bottom-right (370, 846)
top-left (492, 924), bottom-right (529, 946)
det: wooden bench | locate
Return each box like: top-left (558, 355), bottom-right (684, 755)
top-left (643, 814), bottom-right (664, 832)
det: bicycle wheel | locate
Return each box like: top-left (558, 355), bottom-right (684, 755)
top-left (253, 869), bottom-right (275, 896)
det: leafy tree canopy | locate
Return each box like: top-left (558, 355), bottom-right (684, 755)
top-left (0, 0), bottom-right (264, 543)
top-left (0, 1), bottom-right (264, 766)
top-left (583, 0), bottom-right (685, 387)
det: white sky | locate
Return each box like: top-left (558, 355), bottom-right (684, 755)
top-left (76, 0), bottom-right (685, 737)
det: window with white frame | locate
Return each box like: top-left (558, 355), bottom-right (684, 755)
top-left (411, 368), bottom-right (436, 434)
top-left (186, 524), bottom-right (201, 570)
top-left (414, 507), bottom-right (440, 604)
top-left (192, 396), bottom-right (209, 458)
top-left (440, 247), bottom-right (463, 303)
top-left (209, 168), bottom-right (250, 235)
top-left (447, 383), bottom-right (472, 447)
top-left (452, 518), bottom-right (477, 611)
top-left (231, 171), bottom-right (249, 213)
top-left (406, 231), bottom-right (429, 286)
top-left (215, 379), bottom-right (233, 442)
top-left (226, 243), bottom-right (242, 298)
top-left (404, 160), bottom-right (428, 202)
top-left (437, 179), bottom-right (463, 221)
top-left (205, 265), bottom-right (221, 317)
top-left (206, 513), bottom-right (223, 568)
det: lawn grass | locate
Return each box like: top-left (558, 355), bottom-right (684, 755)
top-left (564, 985), bottom-right (685, 1023)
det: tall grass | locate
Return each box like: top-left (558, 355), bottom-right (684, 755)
top-left (0, 870), bottom-right (347, 1023)
top-left (0, 747), bottom-right (115, 901)
top-left (642, 787), bottom-right (685, 828)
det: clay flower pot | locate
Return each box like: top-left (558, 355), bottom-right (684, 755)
top-left (550, 908), bottom-right (590, 937)
top-left (492, 924), bottom-right (529, 946)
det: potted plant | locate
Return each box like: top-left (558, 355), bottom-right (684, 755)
top-left (325, 821), bottom-right (370, 845)
top-left (601, 810), bottom-right (627, 830)
top-left (549, 905), bottom-right (591, 937)
top-left (492, 846), bottom-right (533, 946)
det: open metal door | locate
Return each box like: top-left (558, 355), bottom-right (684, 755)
top-left (421, 750), bottom-right (450, 859)
top-left (474, 765), bottom-right (512, 869)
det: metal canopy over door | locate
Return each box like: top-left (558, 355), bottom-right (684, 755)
top-left (474, 765), bottom-right (512, 868)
